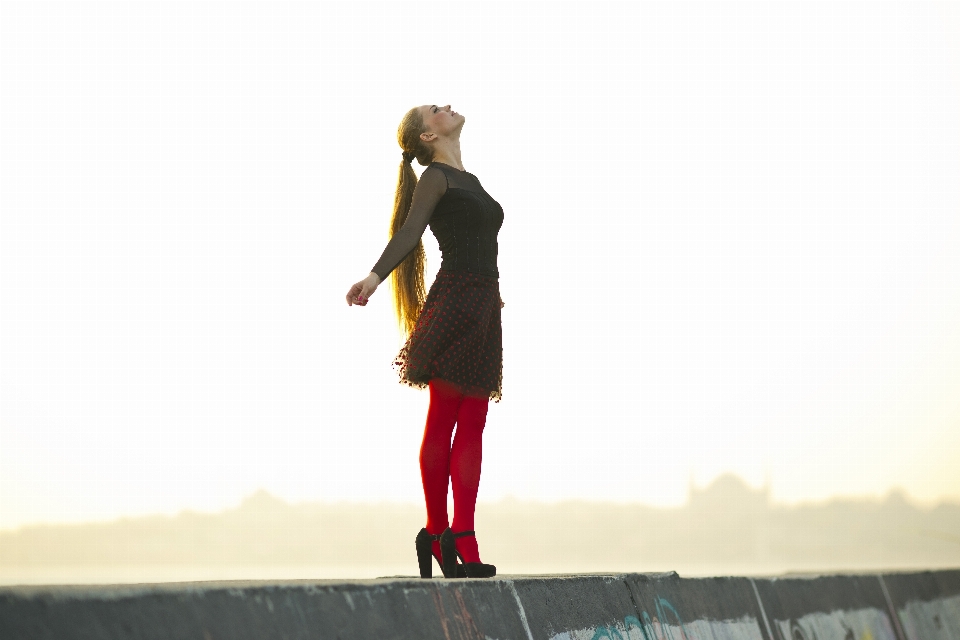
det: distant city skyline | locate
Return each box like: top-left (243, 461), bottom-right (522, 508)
top-left (4, 473), bottom-right (959, 585)
top-left (2, 471), bottom-right (955, 532)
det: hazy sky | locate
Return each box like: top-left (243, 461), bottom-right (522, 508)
top-left (1, 1), bottom-right (958, 531)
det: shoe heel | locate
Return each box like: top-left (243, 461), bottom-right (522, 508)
top-left (439, 528), bottom-right (458, 579)
top-left (415, 528), bottom-right (435, 579)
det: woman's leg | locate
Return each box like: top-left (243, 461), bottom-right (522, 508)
top-left (450, 393), bottom-right (489, 563)
top-left (421, 378), bottom-right (463, 562)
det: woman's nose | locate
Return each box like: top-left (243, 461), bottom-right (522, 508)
top-left (445, 105), bottom-right (452, 111)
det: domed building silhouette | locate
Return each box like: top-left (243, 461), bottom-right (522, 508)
top-left (687, 473), bottom-right (770, 515)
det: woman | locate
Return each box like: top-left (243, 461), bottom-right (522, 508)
top-left (344, 104), bottom-right (503, 579)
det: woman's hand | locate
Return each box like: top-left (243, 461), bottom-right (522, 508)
top-left (346, 272), bottom-right (380, 306)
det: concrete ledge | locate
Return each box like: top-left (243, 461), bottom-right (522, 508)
top-left (2, 570), bottom-right (958, 639)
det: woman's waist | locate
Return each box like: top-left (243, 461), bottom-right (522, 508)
top-left (436, 266), bottom-right (499, 281)
top-left (438, 253), bottom-right (498, 278)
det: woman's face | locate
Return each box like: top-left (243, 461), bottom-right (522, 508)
top-left (419, 104), bottom-right (464, 140)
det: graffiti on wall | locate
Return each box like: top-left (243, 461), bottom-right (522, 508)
top-left (548, 594), bottom-right (762, 640)
top-left (548, 594), bottom-right (908, 640)
top-left (772, 608), bottom-right (894, 640)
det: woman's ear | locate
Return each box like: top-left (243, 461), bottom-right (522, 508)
top-left (420, 131), bottom-right (437, 143)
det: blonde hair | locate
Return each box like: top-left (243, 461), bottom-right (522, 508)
top-left (390, 106), bottom-right (434, 337)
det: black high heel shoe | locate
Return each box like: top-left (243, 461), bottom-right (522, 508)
top-left (416, 528), bottom-right (467, 578)
top-left (439, 528), bottom-right (497, 578)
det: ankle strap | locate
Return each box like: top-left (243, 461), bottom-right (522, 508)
top-left (452, 530), bottom-right (475, 538)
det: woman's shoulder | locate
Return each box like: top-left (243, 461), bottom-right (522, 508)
top-left (415, 164), bottom-right (449, 196)
top-left (424, 162), bottom-right (455, 178)
top-left (427, 162), bottom-right (482, 190)
top-left (423, 162), bottom-right (447, 175)
top-left (427, 161), bottom-right (475, 176)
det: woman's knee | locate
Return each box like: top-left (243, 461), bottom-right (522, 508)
top-left (457, 395), bottom-right (489, 426)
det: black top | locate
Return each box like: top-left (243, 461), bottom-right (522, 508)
top-left (370, 162), bottom-right (504, 283)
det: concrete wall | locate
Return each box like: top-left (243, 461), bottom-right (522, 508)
top-left (1, 570), bottom-right (958, 640)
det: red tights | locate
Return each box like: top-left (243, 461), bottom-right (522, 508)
top-left (420, 377), bottom-right (489, 564)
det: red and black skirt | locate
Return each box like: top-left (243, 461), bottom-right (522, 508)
top-left (393, 268), bottom-right (502, 403)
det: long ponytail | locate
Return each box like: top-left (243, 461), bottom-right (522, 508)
top-left (391, 107), bottom-right (432, 337)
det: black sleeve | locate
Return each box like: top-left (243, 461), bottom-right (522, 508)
top-left (370, 166), bottom-right (447, 283)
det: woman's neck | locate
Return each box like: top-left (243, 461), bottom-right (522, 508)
top-left (431, 140), bottom-right (464, 171)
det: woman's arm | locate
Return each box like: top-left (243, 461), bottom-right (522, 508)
top-left (369, 166), bottom-right (447, 283)
top-left (345, 166), bottom-right (447, 306)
